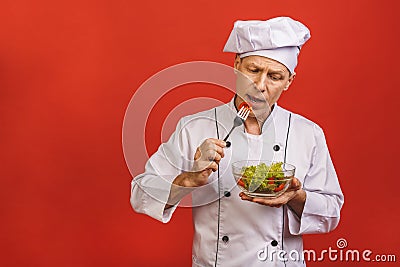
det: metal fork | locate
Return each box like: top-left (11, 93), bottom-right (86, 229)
top-left (223, 106), bottom-right (250, 146)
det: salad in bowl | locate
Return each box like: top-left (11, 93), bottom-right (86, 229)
top-left (232, 160), bottom-right (295, 198)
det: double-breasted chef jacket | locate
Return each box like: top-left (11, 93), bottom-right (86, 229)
top-left (131, 98), bottom-right (344, 266)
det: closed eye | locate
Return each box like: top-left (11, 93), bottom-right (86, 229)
top-left (268, 74), bottom-right (282, 81)
top-left (247, 67), bottom-right (259, 73)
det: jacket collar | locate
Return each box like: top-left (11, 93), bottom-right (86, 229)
top-left (227, 96), bottom-right (279, 133)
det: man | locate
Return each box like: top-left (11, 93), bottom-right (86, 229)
top-left (131, 17), bottom-right (344, 266)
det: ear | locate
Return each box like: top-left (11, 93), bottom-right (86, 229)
top-left (234, 54), bottom-right (241, 70)
top-left (284, 72), bottom-right (296, 91)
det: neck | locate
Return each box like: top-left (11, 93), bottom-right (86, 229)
top-left (244, 117), bottom-right (262, 135)
top-left (243, 105), bottom-right (274, 135)
top-left (233, 95), bottom-right (274, 135)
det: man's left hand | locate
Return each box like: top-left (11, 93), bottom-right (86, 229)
top-left (239, 178), bottom-right (303, 208)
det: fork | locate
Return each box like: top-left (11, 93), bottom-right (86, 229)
top-left (223, 106), bottom-right (251, 146)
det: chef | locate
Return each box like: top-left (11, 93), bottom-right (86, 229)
top-left (131, 17), bottom-right (344, 266)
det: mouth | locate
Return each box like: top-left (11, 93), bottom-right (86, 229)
top-left (246, 94), bottom-right (266, 104)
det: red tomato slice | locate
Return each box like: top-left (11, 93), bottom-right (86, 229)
top-left (274, 183), bottom-right (285, 192)
top-left (237, 178), bottom-right (245, 187)
top-left (238, 102), bottom-right (251, 111)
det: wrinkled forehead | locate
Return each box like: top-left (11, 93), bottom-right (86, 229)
top-left (239, 55), bottom-right (290, 74)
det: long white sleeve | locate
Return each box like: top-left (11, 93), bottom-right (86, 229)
top-left (288, 124), bottom-right (344, 235)
top-left (130, 118), bottom-right (190, 223)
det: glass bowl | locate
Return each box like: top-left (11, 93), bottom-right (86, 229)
top-left (232, 160), bottom-right (295, 198)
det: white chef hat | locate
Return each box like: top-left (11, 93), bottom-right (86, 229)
top-left (223, 17), bottom-right (311, 73)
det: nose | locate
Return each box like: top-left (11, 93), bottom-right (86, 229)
top-left (254, 73), bottom-right (268, 92)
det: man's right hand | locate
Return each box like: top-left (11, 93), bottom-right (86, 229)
top-left (165, 138), bottom-right (226, 209)
top-left (175, 138), bottom-right (226, 188)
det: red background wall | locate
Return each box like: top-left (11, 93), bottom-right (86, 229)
top-left (1, 0), bottom-right (399, 266)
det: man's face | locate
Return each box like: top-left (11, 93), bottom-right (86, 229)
top-left (234, 55), bottom-right (295, 120)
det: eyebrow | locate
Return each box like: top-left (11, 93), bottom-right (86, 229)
top-left (268, 70), bottom-right (286, 75)
top-left (248, 63), bottom-right (286, 74)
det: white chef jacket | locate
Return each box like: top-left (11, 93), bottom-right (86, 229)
top-left (130, 98), bottom-right (344, 267)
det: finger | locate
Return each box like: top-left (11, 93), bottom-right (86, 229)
top-left (239, 192), bottom-right (253, 201)
top-left (200, 141), bottom-right (225, 159)
top-left (205, 138), bottom-right (226, 148)
top-left (203, 144), bottom-right (224, 159)
top-left (290, 178), bottom-right (301, 190)
top-left (207, 161), bottom-right (219, 172)
top-left (239, 193), bottom-right (286, 207)
top-left (285, 178), bottom-right (300, 192)
top-left (214, 146), bottom-right (225, 158)
top-left (200, 168), bottom-right (212, 177)
top-left (239, 192), bottom-right (269, 203)
top-left (204, 149), bottom-right (221, 162)
top-left (194, 148), bottom-right (202, 161)
top-left (212, 153), bottom-right (222, 164)
top-left (239, 191), bottom-right (292, 207)
top-left (193, 159), bottom-right (218, 172)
